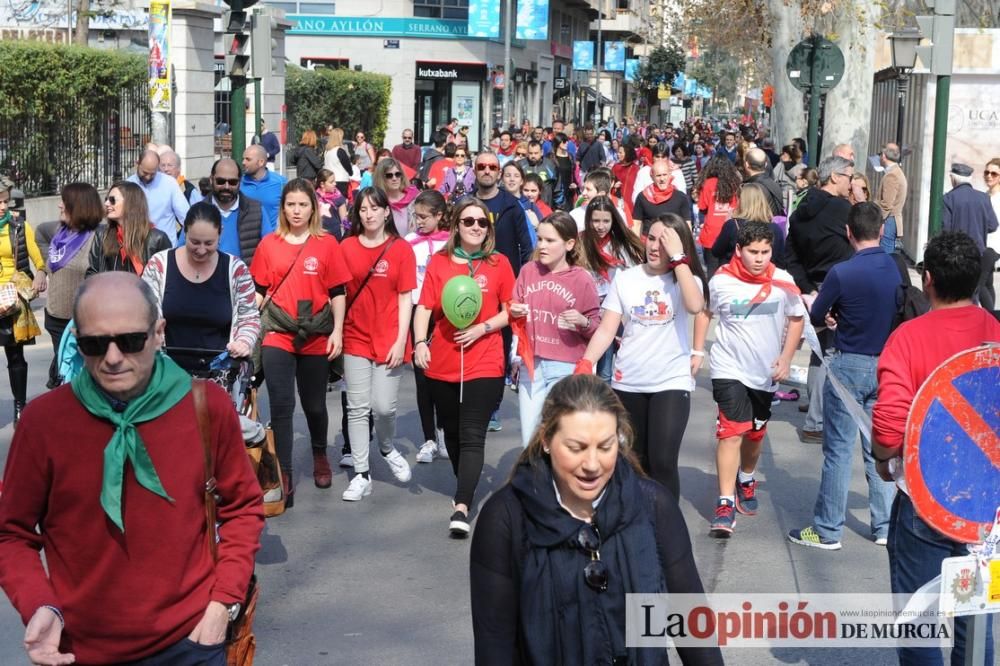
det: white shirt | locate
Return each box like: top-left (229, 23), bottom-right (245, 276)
top-left (405, 233), bottom-right (448, 304)
top-left (707, 268), bottom-right (806, 391)
top-left (602, 265), bottom-right (699, 393)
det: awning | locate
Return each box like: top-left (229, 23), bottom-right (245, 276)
top-left (581, 86), bottom-right (614, 105)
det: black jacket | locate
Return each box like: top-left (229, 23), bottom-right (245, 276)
top-left (86, 223), bottom-right (172, 276)
top-left (784, 187), bottom-right (853, 293)
top-left (293, 145), bottom-right (323, 181)
top-left (6, 219), bottom-right (33, 276)
top-left (746, 172), bottom-right (786, 217)
top-left (233, 196), bottom-right (264, 267)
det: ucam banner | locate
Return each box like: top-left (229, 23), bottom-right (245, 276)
top-left (625, 58), bottom-right (640, 82)
top-left (573, 41), bottom-right (594, 70)
top-left (467, 0), bottom-right (499, 38)
top-left (604, 42), bottom-right (625, 71)
top-left (515, 0), bottom-right (548, 39)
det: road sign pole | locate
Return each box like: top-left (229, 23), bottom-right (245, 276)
top-left (927, 74), bottom-right (950, 238)
top-left (231, 78), bottom-right (247, 160)
top-left (806, 91), bottom-right (820, 168)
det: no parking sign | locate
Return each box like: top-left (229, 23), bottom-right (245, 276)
top-left (904, 344), bottom-right (1000, 544)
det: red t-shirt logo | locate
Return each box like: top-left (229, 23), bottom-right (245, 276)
top-left (475, 274), bottom-right (488, 290)
top-left (303, 256), bottom-right (319, 273)
top-left (375, 259), bottom-right (389, 274)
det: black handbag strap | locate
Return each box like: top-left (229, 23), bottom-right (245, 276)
top-left (259, 238), bottom-right (308, 311)
top-left (345, 238), bottom-right (395, 316)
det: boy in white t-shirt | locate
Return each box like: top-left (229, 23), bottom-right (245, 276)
top-left (693, 220), bottom-right (805, 537)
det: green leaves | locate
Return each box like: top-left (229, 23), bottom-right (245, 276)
top-left (286, 66), bottom-right (392, 149)
top-left (0, 41), bottom-right (145, 120)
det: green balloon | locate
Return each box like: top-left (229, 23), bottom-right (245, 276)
top-left (441, 275), bottom-right (483, 330)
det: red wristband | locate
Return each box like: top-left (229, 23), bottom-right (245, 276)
top-left (574, 359), bottom-right (594, 375)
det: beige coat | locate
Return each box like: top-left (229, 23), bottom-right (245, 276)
top-left (877, 164), bottom-right (908, 233)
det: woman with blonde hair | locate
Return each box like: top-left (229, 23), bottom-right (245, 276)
top-left (293, 129), bottom-right (323, 181)
top-left (87, 180), bottom-right (171, 276)
top-left (250, 178), bottom-right (352, 506)
top-left (710, 182), bottom-right (786, 268)
top-left (373, 157), bottom-right (419, 237)
top-left (323, 127), bottom-right (353, 197)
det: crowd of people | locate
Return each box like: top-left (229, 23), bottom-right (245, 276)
top-left (0, 113), bottom-right (997, 664)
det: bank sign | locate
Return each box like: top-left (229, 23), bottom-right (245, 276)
top-left (289, 16), bottom-right (488, 39)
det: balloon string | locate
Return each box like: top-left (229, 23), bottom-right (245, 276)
top-left (460, 346), bottom-right (465, 404)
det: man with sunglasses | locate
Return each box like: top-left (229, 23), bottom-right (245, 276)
top-left (197, 158), bottom-right (266, 266)
top-left (0, 272), bottom-right (264, 665)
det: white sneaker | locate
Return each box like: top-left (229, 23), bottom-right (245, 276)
top-left (382, 448), bottom-right (412, 482)
top-left (341, 474), bottom-right (372, 501)
top-left (436, 428), bottom-right (449, 460)
top-left (416, 440), bottom-right (437, 463)
top-left (339, 452), bottom-right (353, 468)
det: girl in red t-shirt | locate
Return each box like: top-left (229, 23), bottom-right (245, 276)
top-left (339, 187), bottom-right (418, 501)
top-left (413, 197), bottom-right (515, 537)
top-left (695, 155), bottom-right (742, 277)
top-left (250, 178), bottom-right (351, 506)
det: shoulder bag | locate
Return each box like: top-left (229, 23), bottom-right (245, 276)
top-left (193, 380), bottom-right (260, 666)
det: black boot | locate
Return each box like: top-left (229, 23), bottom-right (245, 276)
top-left (9, 364), bottom-right (28, 429)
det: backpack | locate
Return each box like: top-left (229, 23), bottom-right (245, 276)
top-left (890, 253), bottom-right (929, 331)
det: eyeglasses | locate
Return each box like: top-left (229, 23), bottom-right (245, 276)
top-left (986, 170), bottom-right (1000, 178)
top-left (385, 171), bottom-right (403, 179)
top-left (460, 216), bottom-right (489, 229)
top-left (834, 171), bottom-right (853, 178)
top-left (76, 330), bottom-right (151, 356)
top-left (214, 177), bottom-right (239, 187)
top-left (476, 163), bottom-right (500, 172)
top-left (576, 524), bottom-right (609, 592)
top-left (402, 135), bottom-right (413, 140)
top-left (455, 153), bottom-right (467, 158)
top-left (105, 195), bottom-right (117, 205)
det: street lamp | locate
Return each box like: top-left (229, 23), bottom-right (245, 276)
top-left (888, 27), bottom-right (921, 149)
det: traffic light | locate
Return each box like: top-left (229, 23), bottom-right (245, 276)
top-left (915, 0), bottom-right (955, 76)
top-left (251, 12), bottom-right (272, 78)
top-left (223, 9), bottom-right (250, 78)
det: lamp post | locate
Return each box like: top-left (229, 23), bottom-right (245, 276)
top-left (888, 28), bottom-right (921, 150)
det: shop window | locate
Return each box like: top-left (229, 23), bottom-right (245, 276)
top-left (413, 0), bottom-right (468, 19)
top-left (265, 0), bottom-right (298, 13)
top-left (298, 2), bottom-right (336, 14)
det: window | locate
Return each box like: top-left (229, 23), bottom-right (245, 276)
top-left (298, 2), bottom-right (336, 14)
top-left (413, 0), bottom-right (467, 19)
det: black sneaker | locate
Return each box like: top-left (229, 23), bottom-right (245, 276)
top-left (449, 511), bottom-right (470, 537)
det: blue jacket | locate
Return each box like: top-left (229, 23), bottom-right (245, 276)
top-left (942, 183), bottom-right (998, 251)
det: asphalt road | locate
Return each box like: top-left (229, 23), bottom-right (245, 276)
top-left (0, 317), bottom-right (995, 665)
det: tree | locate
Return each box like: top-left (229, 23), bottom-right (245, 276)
top-left (633, 43), bottom-right (686, 109)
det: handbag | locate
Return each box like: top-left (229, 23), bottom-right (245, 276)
top-left (0, 271), bottom-right (35, 318)
top-left (246, 393), bottom-right (286, 518)
top-left (192, 381), bottom-right (259, 666)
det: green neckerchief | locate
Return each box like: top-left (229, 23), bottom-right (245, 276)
top-left (71, 353), bottom-right (192, 532)
top-left (0, 211), bottom-right (11, 233)
top-left (453, 246), bottom-right (494, 277)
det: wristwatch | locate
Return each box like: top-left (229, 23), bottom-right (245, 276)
top-left (667, 253), bottom-right (690, 269)
top-left (226, 602), bottom-right (242, 622)
top-left (483, 322), bottom-right (493, 333)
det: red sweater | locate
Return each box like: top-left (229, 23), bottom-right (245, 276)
top-left (872, 306), bottom-right (1000, 451)
top-left (0, 383), bottom-right (264, 664)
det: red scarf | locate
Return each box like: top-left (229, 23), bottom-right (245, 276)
top-left (640, 177), bottom-right (675, 205)
top-left (116, 224), bottom-right (145, 275)
top-left (595, 234), bottom-right (622, 280)
top-left (497, 142), bottom-right (518, 157)
top-left (716, 254), bottom-right (800, 305)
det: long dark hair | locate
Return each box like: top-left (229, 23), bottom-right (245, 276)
top-left (696, 154), bottom-right (742, 203)
top-left (349, 186), bottom-right (399, 238)
top-left (579, 196), bottom-right (644, 274)
top-left (102, 181), bottom-right (151, 260)
top-left (651, 213), bottom-right (709, 301)
top-left (512, 374), bottom-right (642, 479)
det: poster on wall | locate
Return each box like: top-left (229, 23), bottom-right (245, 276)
top-left (515, 0), bottom-right (549, 40)
top-left (573, 41), bottom-right (594, 71)
top-left (148, 0), bottom-right (171, 113)
top-left (625, 58), bottom-right (640, 82)
top-left (604, 42), bottom-right (625, 71)
top-left (467, 0), bottom-right (500, 38)
top-left (452, 81), bottom-right (481, 152)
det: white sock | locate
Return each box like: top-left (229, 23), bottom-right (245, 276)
top-left (737, 469), bottom-right (755, 484)
top-left (720, 495), bottom-right (735, 504)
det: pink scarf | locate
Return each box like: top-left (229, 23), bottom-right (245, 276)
top-left (389, 186), bottom-right (420, 212)
top-left (407, 230), bottom-right (449, 248)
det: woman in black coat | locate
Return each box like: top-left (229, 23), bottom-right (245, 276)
top-left (471, 374), bottom-right (723, 665)
top-left (292, 130), bottom-right (324, 181)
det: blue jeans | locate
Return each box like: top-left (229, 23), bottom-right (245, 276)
top-left (596, 345), bottom-right (614, 382)
top-left (518, 358), bottom-right (575, 446)
top-left (812, 352), bottom-right (897, 542)
top-left (881, 215), bottom-right (898, 254)
top-left (889, 493), bottom-right (995, 665)
top-left (120, 637), bottom-right (226, 665)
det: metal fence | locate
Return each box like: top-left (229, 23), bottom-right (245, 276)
top-left (0, 82), bottom-right (151, 197)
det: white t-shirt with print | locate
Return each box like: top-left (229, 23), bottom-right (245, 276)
top-left (602, 264), bottom-right (699, 393)
top-left (707, 268), bottom-right (806, 391)
top-left (405, 235), bottom-right (448, 305)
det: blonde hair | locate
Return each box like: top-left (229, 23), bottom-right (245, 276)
top-left (732, 183), bottom-right (773, 223)
top-left (277, 178), bottom-right (325, 238)
top-left (325, 127), bottom-right (345, 151)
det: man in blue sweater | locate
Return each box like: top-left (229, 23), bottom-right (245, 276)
top-left (241, 145), bottom-right (286, 234)
top-left (788, 202), bottom-right (900, 551)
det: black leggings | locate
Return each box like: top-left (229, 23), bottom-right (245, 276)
top-left (411, 306), bottom-right (437, 441)
top-left (4, 342), bottom-right (27, 404)
top-left (427, 376), bottom-right (504, 507)
top-left (614, 389), bottom-right (690, 499)
top-left (44, 311), bottom-right (70, 387)
top-left (262, 347), bottom-right (330, 474)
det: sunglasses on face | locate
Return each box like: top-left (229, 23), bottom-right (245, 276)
top-left (455, 153), bottom-right (467, 158)
top-left (576, 524), bottom-right (609, 592)
top-left (76, 330), bottom-right (151, 356)
top-left (476, 163), bottom-right (500, 172)
top-left (986, 170), bottom-right (1000, 178)
top-left (385, 171), bottom-right (403, 179)
top-left (460, 216), bottom-right (489, 229)
top-left (214, 177), bottom-right (239, 187)
top-left (105, 195), bottom-right (117, 205)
